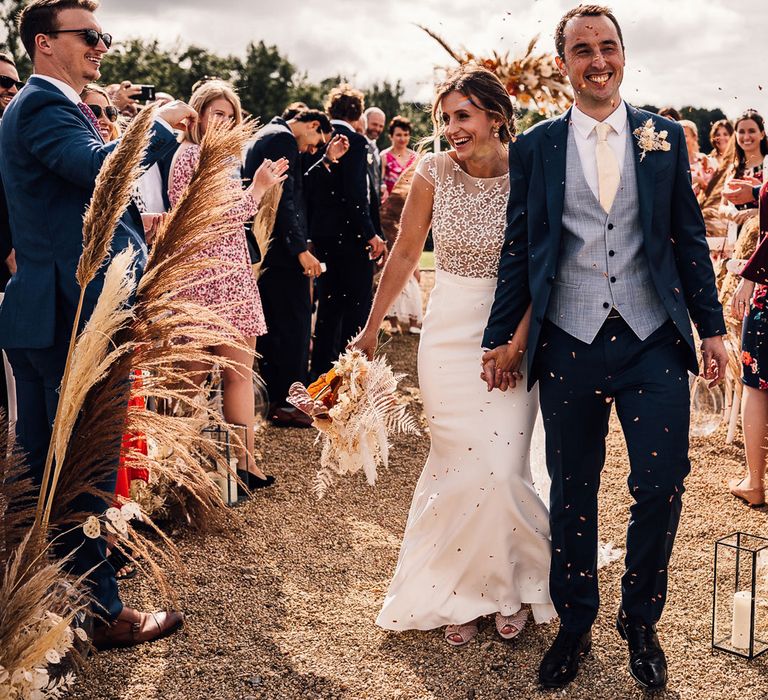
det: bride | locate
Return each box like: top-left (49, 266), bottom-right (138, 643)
top-left (351, 65), bottom-right (556, 646)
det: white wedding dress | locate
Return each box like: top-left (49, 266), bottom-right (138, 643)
top-left (377, 152), bottom-right (557, 630)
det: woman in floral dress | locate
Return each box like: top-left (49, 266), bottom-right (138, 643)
top-left (169, 80), bottom-right (288, 491)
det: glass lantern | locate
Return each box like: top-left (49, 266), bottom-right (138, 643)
top-left (201, 424), bottom-right (238, 507)
top-left (712, 532), bottom-right (768, 659)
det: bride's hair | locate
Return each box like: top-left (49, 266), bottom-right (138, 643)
top-left (429, 65), bottom-right (516, 146)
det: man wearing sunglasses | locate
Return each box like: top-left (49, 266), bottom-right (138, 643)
top-left (0, 0), bottom-right (198, 652)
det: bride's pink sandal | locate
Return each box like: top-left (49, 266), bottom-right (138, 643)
top-left (495, 608), bottom-right (529, 640)
top-left (444, 620), bottom-right (479, 646)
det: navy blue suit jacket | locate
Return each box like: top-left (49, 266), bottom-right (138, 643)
top-left (242, 117), bottom-right (307, 269)
top-left (482, 104), bottom-right (725, 387)
top-left (0, 76), bottom-right (177, 349)
top-left (305, 122), bottom-right (378, 249)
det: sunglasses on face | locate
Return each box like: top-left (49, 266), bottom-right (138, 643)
top-left (47, 28), bottom-right (113, 49)
top-left (0, 75), bottom-right (23, 91)
top-left (86, 103), bottom-right (118, 122)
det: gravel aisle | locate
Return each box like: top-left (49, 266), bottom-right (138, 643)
top-left (74, 331), bottom-right (768, 700)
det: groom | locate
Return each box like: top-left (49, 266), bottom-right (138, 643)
top-left (482, 5), bottom-right (727, 691)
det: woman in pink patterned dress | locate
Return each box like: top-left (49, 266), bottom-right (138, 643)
top-left (380, 116), bottom-right (421, 334)
top-left (169, 80), bottom-right (288, 493)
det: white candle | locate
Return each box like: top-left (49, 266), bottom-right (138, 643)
top-left (211, 473), bottom-right (229, 504)
top-left (731, 590), bottom-right (753, 650)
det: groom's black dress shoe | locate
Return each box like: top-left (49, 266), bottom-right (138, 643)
top-left (616, 610), bottom-right (667, 690)
top-left (538, 625), bottom-right (592, 689)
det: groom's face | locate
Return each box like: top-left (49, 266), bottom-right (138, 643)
top-left (557, 14), bottom-right (625, 112)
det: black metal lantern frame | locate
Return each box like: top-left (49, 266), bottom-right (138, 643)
top-left (712, 532), bottom-right (768, 660)
top-left (201, 423), bottom-right (238, 507)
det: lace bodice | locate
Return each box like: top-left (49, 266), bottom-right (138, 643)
top-left (416, 151), bottom-right (509, 279)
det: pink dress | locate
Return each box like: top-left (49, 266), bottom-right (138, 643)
top-left (168, 144), bottom-right (267, 338)
top-left (383, 150), bottom-right (417, 194)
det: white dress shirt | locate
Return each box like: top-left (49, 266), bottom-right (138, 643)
top-left (569, 101), bottom-right (628, 201)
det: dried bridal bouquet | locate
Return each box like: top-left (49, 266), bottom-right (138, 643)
top-left (288, 350), bottom-right (420, 497)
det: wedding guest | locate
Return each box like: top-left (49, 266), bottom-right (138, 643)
top-left (363, 106), bottom-right (385, 238)
top-left (79, 82), bottom-right (119, 141)
top-left (1, 0), bottom-right (195, 649)
top-left (658, 106), bottom-right (681, 121)
top-left (709, 118), bottom-right (734, 165)
top-left (680, 119), bottom-right (717, 197)
top-left (282, 101), bottom-right (308, 120)
top-left (364, 106), bottom-right (385, 199)
top-left (380, 116), bottom-right (421, 334)
top-left (0, 52), bottom-right (20, 417)
top-left (169, 79), bottom-right (287, 492)
top-left (306, 84), bottom-right (386, 379)
top-left (727, 178), bottom-right (768, 508)
top-left (723, 110), bottom-right (768, 210)
top-left (353, 64), bottom-right (555, 647)
top-left (242, 109), bottom-right (348, 428)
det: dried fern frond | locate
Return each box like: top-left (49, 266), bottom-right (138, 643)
top-left (289, 350), bottom-right (420, 498)
top-left (0, 416), bottom-right (89, 699)
top-left (251, 182), bottom-right (283, 280)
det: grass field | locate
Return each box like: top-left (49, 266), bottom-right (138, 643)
top-left (419, 250), bottom-right (434, 270)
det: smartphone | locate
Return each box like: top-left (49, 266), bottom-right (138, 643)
top-left (137, 84), bottom-right (156, 102)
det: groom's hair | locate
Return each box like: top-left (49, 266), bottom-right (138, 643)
top-left (554, 4), bottom-right (625, 60)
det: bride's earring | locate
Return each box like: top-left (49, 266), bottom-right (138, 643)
top-left (492, 127), bottom-right (500, 138)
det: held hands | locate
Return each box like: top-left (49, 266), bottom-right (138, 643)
top-left (730, 278), bottom-right (755, 320)
top-left (325, 134), bottom-right (350, 163)
top-left (156, 100), bottom-right (198, 131)
top-left (367, 235), bottom-right (387, 261)
top-left (480, 342), bottom-right (525, 392)
top-left (700, 335), bottom-right (728, 388)
top-left (298, 250), bottom-right (323, 278)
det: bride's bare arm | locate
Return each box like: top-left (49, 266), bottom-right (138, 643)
top-left (349, 172), bottom-right (434, 358)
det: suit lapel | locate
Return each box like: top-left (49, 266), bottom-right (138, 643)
top-left (626, 104), bottom-right (654, 243)
top-left (542, 109), bottom-right (570, 245)
top-left (27, 76), bottom-right (104, 142)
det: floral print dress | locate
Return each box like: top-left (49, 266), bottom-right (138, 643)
top-left (168, 143), bottom-right (267, 338)
top-left (741, 174), bottom-right (767, 389)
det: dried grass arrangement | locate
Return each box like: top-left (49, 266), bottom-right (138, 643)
top-left (251, 182), bottom-right (283, 280)
top-left (0, 418), bottom-right (89, 700)
top-left (420, 27), bottom-right (572, 116)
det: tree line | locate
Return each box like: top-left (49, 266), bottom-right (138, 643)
top-left (0, 0), bottom-right (727, 151)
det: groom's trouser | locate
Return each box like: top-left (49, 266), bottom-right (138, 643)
top-left (535, 316), bottom-right (690, 634)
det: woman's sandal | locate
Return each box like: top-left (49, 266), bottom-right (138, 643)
top-left (495, 608), bottom-right (529, 641)
top-left (444, 620), bottom-right (479, 646)
top-left (729, 477), bottom-right (766, 507)
top-left (107, 546), bottom-right (138, 581)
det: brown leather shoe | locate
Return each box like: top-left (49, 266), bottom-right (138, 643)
top-left (93, 607), bottom-right (184, 651)
top-left (729, 477), bottom-right (766, 507)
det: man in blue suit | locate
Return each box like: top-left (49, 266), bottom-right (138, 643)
top-left (0, 0), bottom-right (196, 649)
top-left (481, 5), bottom-right (728, 691)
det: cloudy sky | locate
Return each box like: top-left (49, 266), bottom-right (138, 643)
top-left (98, 0), bottom-right (765, 118)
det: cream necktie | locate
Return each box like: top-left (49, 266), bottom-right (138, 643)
top-left (594, 122), bottom-right (620, 213)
